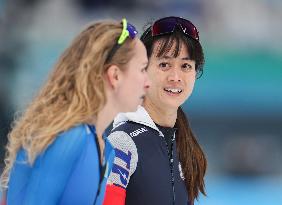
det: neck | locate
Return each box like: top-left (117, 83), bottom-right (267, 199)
top-left (93, 101), bottom-right (117, 139)
top-left (143, 98), bottom-right (177, 128)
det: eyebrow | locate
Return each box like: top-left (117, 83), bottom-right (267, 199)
top-left (159, 56), bottom-right (192, 60)
top-left (181, 57), bottom-right (192, 61)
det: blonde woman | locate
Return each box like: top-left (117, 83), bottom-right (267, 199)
top-left (0, 18), bottom-right (150, 205)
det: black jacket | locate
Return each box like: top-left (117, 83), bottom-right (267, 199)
top-left (106, 106), bottom-right (188, 205)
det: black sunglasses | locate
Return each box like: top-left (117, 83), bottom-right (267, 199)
top-left (144, 16), bottom-right (199, 41)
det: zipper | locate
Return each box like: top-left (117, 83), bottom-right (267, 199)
top-left (161, 131), bottom-right (176, 205)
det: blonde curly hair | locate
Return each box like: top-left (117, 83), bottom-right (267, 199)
top-left (1, 19), bottom-right (136, 189)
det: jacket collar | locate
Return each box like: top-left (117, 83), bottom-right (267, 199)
top-left (113, 105), bottom-right (161, 134)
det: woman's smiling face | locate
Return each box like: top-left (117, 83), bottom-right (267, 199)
top-left (144, 38), bottom-right (196, 110)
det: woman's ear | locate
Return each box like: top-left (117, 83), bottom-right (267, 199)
top-left (105, 65), bottom-right (122, 89)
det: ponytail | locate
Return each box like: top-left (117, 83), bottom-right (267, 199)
top-left (175, 107), bottom-right (207, 205)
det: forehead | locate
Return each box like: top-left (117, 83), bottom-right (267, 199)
top-left (134, 38), bottom-right (146, 53)
top-left (151, 38), bottom-right (190, 58)
top-left (125, 38), bottom-right (148, 70)
top-left (133, 39), bottom-right (147, 61)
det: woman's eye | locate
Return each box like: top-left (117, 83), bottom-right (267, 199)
top-left (182, 63), bottom-right (193, 71)
top-left (159, 62), bottom-right (169, 69)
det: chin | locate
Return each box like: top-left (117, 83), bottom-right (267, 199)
top-left (165, 100), bottom-right (183, 109)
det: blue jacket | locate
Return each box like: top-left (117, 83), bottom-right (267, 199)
top-left (7, 124), bottom-right (115, 205)
top-left (105, 106), bottom-right (188, 205)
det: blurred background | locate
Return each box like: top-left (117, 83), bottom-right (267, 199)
top-left (0, 0), bottom-right (281, 204)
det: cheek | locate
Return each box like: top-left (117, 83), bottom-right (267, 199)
top-left (147, 78), bottom-right (159, 95)
top-left (148, 71), bottom-right (161, 85)
top-left (119, 75), bottom-right (134, 94)
top-left (185, 77), bottom-right (196, 92)
top-left (134, 74), bottom-right (144, 88)
top-left (132, 75), bottom-right (145, 95)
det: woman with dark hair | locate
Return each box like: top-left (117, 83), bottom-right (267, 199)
top-left (103, 16), bottom-right (207, 205)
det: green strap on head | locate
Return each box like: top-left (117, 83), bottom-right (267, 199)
top-left (117, 18), bottom-right (129, 45)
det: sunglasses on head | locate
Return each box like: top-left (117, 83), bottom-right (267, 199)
top-left (145, 16), bottom-right (199, 41)
top-left (106, 18), bottom-right (138, 63)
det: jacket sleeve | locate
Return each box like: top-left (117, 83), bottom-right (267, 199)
top-left (103, 131), bottom-right (138, 205)
top-left (7, 126), bottom-right (87, 205)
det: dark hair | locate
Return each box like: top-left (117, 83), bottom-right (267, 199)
top-left (141, 24), bottom-right (207, 205)
top-left (176, 108), bottom-right (207, 204)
